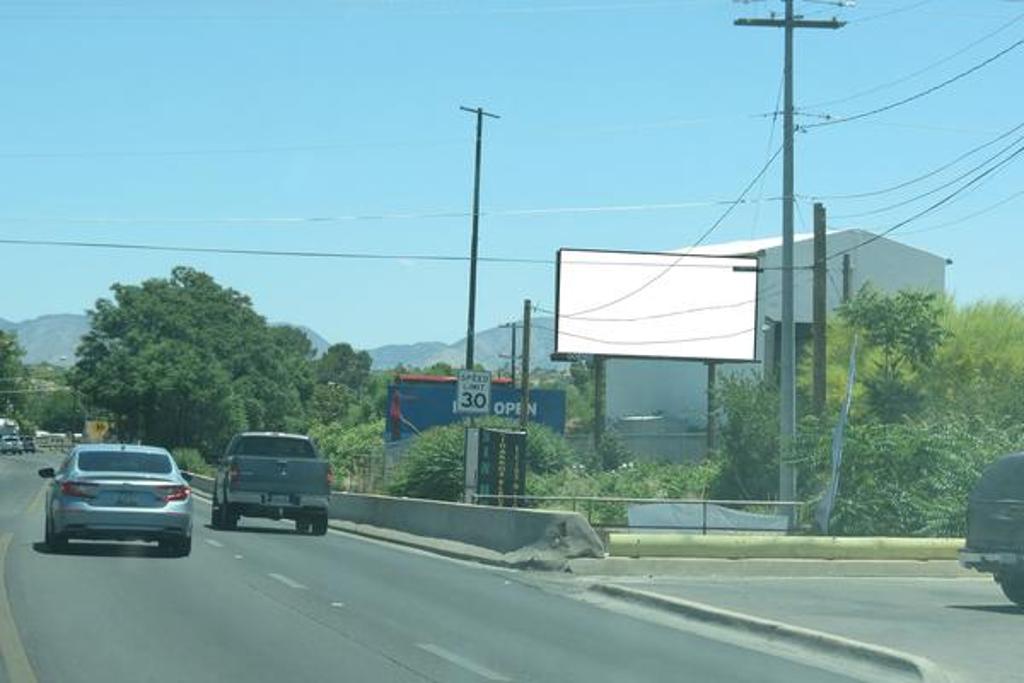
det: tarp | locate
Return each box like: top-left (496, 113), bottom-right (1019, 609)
top-left (627, 502), bottom-right (790, 533)
top-left (815, 337), bottom-right (858, 534)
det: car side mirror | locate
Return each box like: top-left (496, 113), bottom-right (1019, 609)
top-left (38, 467), bottom-right (55, 479)
top-left (180, 471), bottom-right (194, 482)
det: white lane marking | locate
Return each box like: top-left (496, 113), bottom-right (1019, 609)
top-left (330, 601), bottom-right (345, 608)
top-left (267, 572), bottom-right (308, 590)
top-left (416, 643), bottom-right (511, 682)
top-left (204, 539), bottom-right (224, 548)
top-left (234, 554), bottom-right (244, 560)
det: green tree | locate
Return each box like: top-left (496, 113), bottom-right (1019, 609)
top-left (710, 374), bottom-right (780, 500)
top-left (316, 343), bottom-right (372, 391)
top-left (73, 267), bottom-right (313, 452)
top-left (838, 288), bottom-right (947, 421)
top-left (0, 331), bottom-right (27, 419)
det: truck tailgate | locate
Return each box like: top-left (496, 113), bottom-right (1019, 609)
top-left (229, 456), bottom-right (330, 496)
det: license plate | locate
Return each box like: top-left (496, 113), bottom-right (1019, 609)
top-left (116, 492), bottom-right (138, 507)
top-left (269, 494), bottom-right (290, 504)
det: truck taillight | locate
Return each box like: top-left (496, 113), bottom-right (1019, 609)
top-left (228, 463), bottom-right (240, 488)
top-left (60, 481), bottom-right (98, 499)
top-left (326, 466), bottom-right (335, 488)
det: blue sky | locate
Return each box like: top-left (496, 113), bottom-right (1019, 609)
top-left (0, 0), bottom-right (1022, 349)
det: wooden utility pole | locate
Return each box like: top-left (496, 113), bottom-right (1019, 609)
top-left (593, 356), bottom-right (606, 450)
top-left (813, 202), bottom-right (828, 416)
top-left (460, 105), bottom-right (500, 370)
top-left (519, 300), bottom-right (531, 431)
top-left (706, 361), bottom-right (718, 452)
top-left (842, 254), bottom-right (853, 303)
top-left (735, 2), bottom-right (844, 509)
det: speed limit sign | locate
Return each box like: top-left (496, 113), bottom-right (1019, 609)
top-left (456, 370), bottom-right (492, 415)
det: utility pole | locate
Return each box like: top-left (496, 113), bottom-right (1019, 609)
top-left (500, 322), bottom-right (518, 384)
top-left (842, 254), bottom-right (853, 303)
top-left (519, 300), bottom-right (532, 431)
top-left (460, 106), bottom-right (501, 371)
top-left (593, 356), bottom-right (606, 452)
top-left (813, 203), bottom-right (827, 417)
top-left (736, 2), bottom-right (843, 511)
top-left (706, 361), bottom-right (718, 452)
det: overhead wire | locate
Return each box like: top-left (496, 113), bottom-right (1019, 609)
top-left (559, 144), bottom-right (783, 319)
top-left (804, 10), bottom-right (1024, 110)
top-left (805, 118), bottom-right (1024, 201)
top-left (829, 127), bottom-right (1024, 219)
top-left (824, 138), bottom-right (1024, 263)
top-left (805, 36), bottom-right (1024, 129)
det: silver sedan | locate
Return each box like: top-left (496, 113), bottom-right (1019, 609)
top-left (39, 444), bottom-right (194, 556)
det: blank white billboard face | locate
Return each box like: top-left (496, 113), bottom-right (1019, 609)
top-left (555, 249), bottom-right (759, 362)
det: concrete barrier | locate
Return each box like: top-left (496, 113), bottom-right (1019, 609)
top-left (187, 474), bottom-right (605, 569)
top-left (329, 492), bottom-right (605, 569)
top-left (608, 534), bottom-right (963, 560)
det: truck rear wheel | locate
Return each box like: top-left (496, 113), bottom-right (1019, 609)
top-left (312, 513), bottom-right (328, 536)
top-left (997, 573), bottom-right (1024, 607)
top-left (295, 519), bottom-right (311, 534)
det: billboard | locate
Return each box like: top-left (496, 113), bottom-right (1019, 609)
top-left (386, 380), bottom-right (566, 442)
top-left (555, 248), bottom-right (759, 362)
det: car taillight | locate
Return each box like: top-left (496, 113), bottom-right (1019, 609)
top-left (228, 463), bottom-right (240, 488)
top-left (158, 485), bottom-right (190, 502)
top-left (326, 466), bottom-right (335, 488)
top-left (60, 481), bottom-right (98, 499)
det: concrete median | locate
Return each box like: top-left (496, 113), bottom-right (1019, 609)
top-left (188, 475), bottom-right (605, 569)
top-left (328, 492), bottom-right (606, 569)
top-left (608, 533), bottom-right (963, 560)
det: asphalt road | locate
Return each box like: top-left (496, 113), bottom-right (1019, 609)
top-left (611, 574), bottom-right (1024, 683)
top-left (0, 454), bottom-right (868, 683)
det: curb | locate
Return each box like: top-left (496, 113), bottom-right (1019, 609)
top-left (608, 534), bottom-right (963, 561)
top-left (590, 583), bottom-right (949, 683)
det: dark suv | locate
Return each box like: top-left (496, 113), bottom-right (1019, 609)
top-left (20, 436), bottom-right (36, 453)
top-left (960, 452), bottom-right (1024, 606)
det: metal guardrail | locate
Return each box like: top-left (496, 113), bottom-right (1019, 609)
top-left (470, 494), bottom-right (805, 534)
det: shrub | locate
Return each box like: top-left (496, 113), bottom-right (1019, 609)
top-left (387, 418), bottom-right (585, 501)
top-left (309, 419), bottom-right (385, 482)
top-left (172, 447), bottom-right (215, 477)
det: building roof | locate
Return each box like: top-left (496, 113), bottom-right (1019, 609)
top-left (671, 228), bottom-right (947, 262)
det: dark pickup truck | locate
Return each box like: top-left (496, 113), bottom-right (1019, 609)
top-left (211, 432), bottom-right (333, 535)
top-left (959, 452), bottom-right (1024, 606)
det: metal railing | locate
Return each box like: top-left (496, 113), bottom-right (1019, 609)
top-left (470, 494), bottom-right (805, 534)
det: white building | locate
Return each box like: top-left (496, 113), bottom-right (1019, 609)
top-left (604, 229), bottom-right (948, 462)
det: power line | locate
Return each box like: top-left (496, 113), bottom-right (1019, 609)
top-left (0, 237), bottom-right (765, 269)
top-left (0, 199), bottom-right (769, 227)
top-left (897, 187), bottom-right (1024, 236)
top-left (804, 11), bottom-right (1024, 109)
top-left (559, 144), bottom-right (783, 319)
top-left (805, 118), bottom-right (1024, 201)
top-left (534, 323), bottom-right (755, 346)
top-left (825, 138), bottom-right (1024, 263)
top-left (829, 128), bottom-right (1024, 219)
top-left (805, 36), bottom-right (1024, 129)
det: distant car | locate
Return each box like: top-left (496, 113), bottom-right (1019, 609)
top-left (20, 436), bottom-right (36, 454)
top-left (38, 444), bottom-right (193, 556)
top-left (0, 435), bottom-right (21, 455)
top-left (960, 452), bottom-right (1024, 606)
top-left (212, 432), bottom-right (331, 535)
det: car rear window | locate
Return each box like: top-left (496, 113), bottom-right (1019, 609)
top-left (228, 436), bottom-right (316, 458)
top-left (77, 450), bottom-right (173, 474)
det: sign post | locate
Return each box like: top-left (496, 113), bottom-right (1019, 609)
top-left (456, 370), bottom-right (492, 416)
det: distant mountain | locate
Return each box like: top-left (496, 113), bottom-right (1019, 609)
top-left (0, 314), bottom-right (91, 366)
top-left (366, 318), bottom-right (558, 372)
top-left (2, 314), bottom-right (334, 367)
top-left (2, 312), bottom-right (559, 372)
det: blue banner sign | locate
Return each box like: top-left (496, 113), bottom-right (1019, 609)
top-left (386, 379), bottom-right (566, 441)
